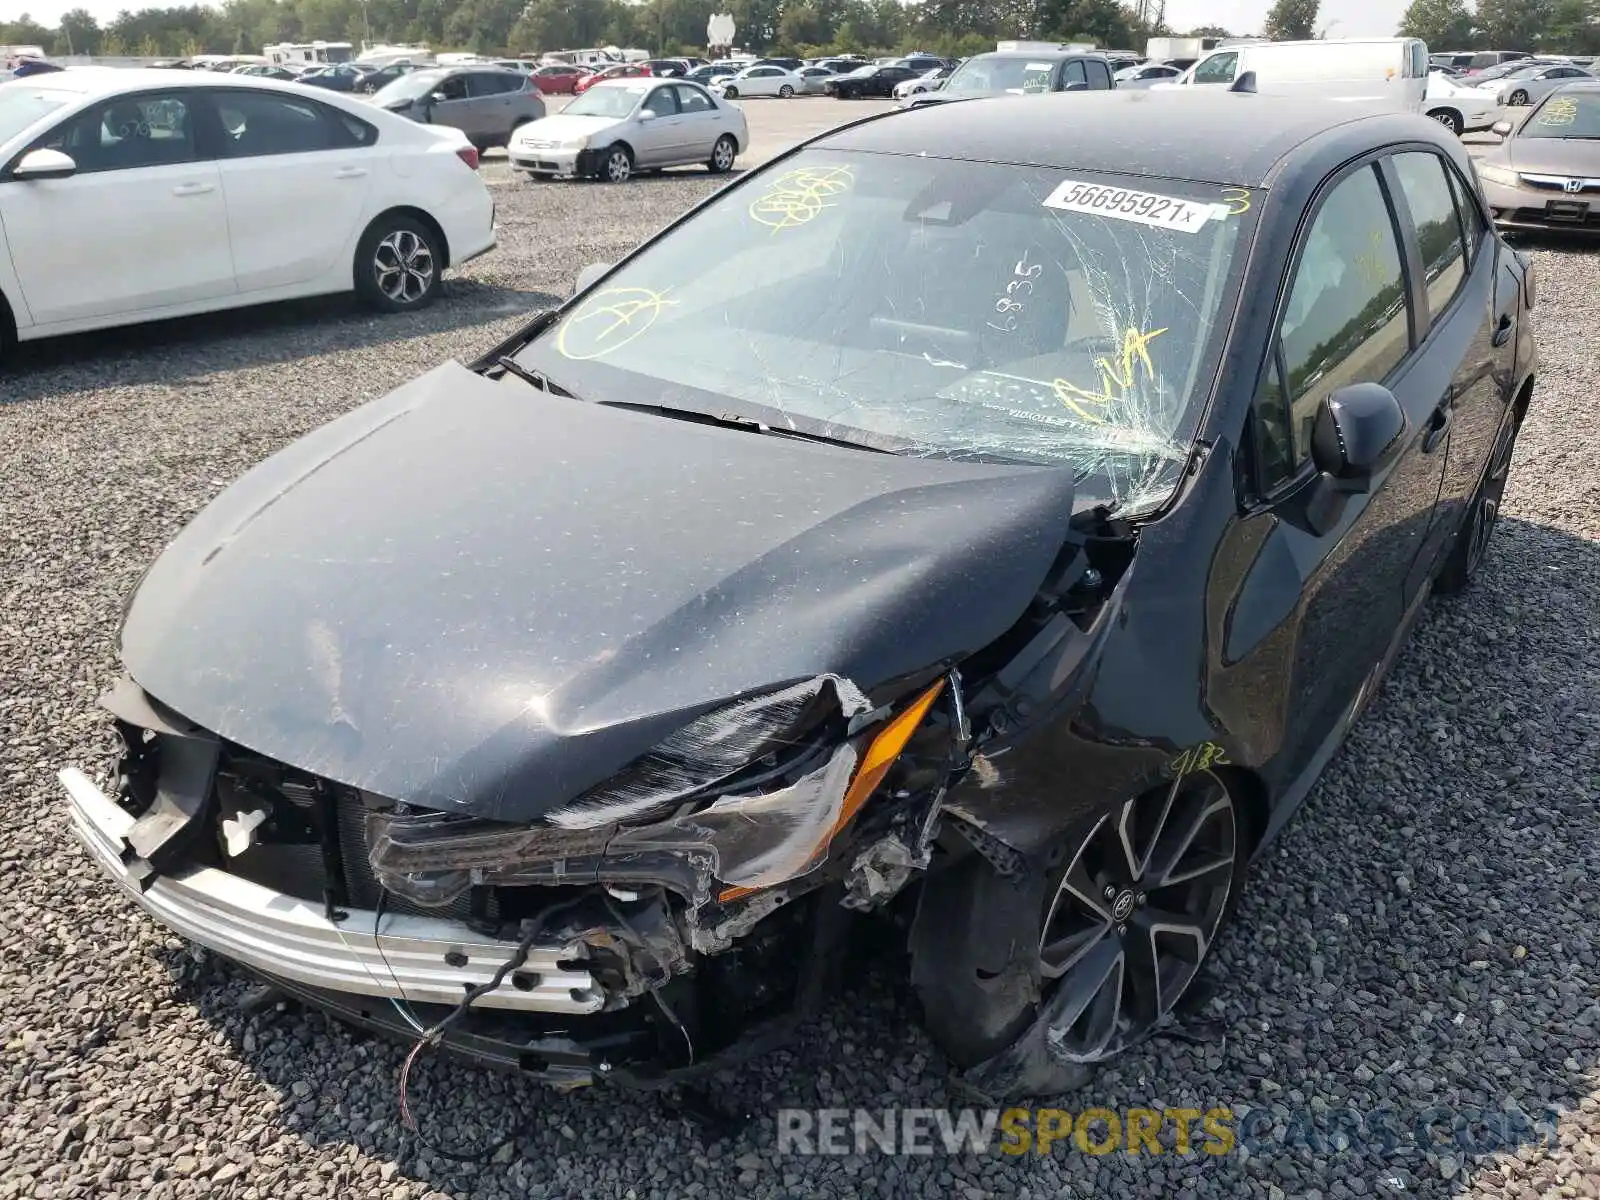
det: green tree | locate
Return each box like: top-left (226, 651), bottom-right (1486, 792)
top-left (1545, 0), bottom-right (1600, 53)
top-left (1262, 0), bottom-right (1320, 39)
top-left (1186, 23), bottom-right (1233, 36)
top-left (1398, 0), bottom-right (1475, 46)
top-left (1475, 0), bottom-right (1552, 49)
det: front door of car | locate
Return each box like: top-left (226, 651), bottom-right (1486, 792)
top-left (207, 90), bottom-right (377, 294)
top-left (1226, 159), bottom-right (1448, 789)
top-left (466, 72), bottom-right (520, 142)
top-left (425, 73), bottom-right (478, 139)
top-left (0, 90), bottom-right (235, 325)
top-left (1385, 149), bottom-right (1508, 578)
top-left (633, 84), bottom-right (681, 164)
top-left (671, 84), bottom-right (721, 159)
top-left (1190, 51), bottom-right (1238, 86)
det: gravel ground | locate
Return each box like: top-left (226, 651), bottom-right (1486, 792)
top-left (1, 168), bottom-right (1597, 1200)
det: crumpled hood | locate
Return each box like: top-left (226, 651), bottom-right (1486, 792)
top-left (510, 112), bottom-right (622, 145)
top-left (120, 362), bottom-right (1076, 820)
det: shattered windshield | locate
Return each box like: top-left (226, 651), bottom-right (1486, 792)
top-left (514, 148), bottom-right (1256, 514)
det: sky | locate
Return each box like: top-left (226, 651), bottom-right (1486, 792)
top-left (13, 0), bottom-right (1405, 41)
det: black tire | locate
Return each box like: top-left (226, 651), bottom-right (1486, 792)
top-left (1428, 107), bottom-right (1464, 136)
top-left (707, 134), bottom-right (737, 174)
top-left (1435, 408), bottom-right (1520, 594)
top-left (1509, 89), bottom-right (1529, 106)
top-left (598, 143), bottom-right (633, 183)
top-left (912, 771), bottom-right (1245, 1097)
top-left (353, 214), bottom-right (442, 313)
top-left (722, 85), bottom-right (738, 98)
top-left (778, 84), bottom-right (794, 98)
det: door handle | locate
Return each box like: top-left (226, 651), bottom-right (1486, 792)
top-left (171, 182), bottom-right (214, 196)
top-left (1423, 398), bottom-right (1452, 454)
top-left (1491, 313), bottom-right (1514, 347)
top-left (334, 167), bottom-right (368, 179)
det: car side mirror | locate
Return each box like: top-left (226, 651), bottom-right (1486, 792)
top-left (1491, 119), bottom-right (1513, 137)
top-left (1311, 382), bottom-right (1407, 492)
top-left (573, 261), bottom-right (612, 295)
top-left (12, 148), bottom-right (77, 180)
top-left (430, 91), bottom-right (449, 104)
top-left (638, 109), bottom-right (656, 120)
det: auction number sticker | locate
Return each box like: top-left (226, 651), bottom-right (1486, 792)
top-left (1042, 179), bottom-right (1216, 233)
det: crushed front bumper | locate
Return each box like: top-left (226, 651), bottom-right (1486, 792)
top-left (508, 147), bottom-right (602, 178)
top-left (60, 766), bottom-right (604, 1016)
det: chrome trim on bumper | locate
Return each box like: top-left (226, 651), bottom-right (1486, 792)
top-left (60, 767), bottom-right (605, 1015)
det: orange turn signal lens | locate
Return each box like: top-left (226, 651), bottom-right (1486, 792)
top-left (718, 678), bottom-right (945, 904)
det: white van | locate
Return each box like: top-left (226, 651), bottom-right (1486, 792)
top-left (1164, 38), bottom-right (1430, 113)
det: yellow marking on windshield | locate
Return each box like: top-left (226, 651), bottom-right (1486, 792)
top-left (749, 164), bottom-right (854, 232)
top-left (1220, 186), bottom-right (1252, 216)
top-left (555, 286), bottom-right (675, 360)
top-left (1052, 327), bottom-right (1168, 424)
top-left (1540, 96), bottom-right (1578, 126)
top-left (1352, 228), bottom-right (1390, 288)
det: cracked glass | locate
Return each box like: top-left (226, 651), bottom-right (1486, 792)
top-left (515, 148), bottom-right (1257, 515)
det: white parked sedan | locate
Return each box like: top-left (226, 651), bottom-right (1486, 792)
top-left (508, 78), bottom-right (746, 183)
top-left (0, 69), bottom-right (494, 356)
top-left (712, 65), bottom-right (804, 99)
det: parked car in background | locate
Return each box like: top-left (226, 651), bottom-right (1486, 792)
top-left (1423, 69), bottom-right (1503, 135)
top-left (354, 62), bottom-right (422, 93)
top-left (372, 66), bottom-right (547, 150)
top-left (1476, 82), bottom-right (1600, 234)
top-left (235, 64), bottom-right (300, 81)
top-left (1489, 62), bottom-right (1594, 106)
top-left (508, 77), bottom-right (745, 183)
top-left (713, 64), bottom-right (804, 99)
top-left (575, 62), bottom-right (651, 93)
top-left (685, 64), bottom-right (740, 87)
top-left (1464, 49), bottom-right (1533, 74)
top-left (796, 65), bottom-right (837, 94)
top-left (297, 63), bottom-right (365, 92)
top-left (1169, 38), bottom-right (1430, 113)
top-left (1467, 58), bottom-right (1556, 88)
top-left (902, 51), bottom-right (1114, 107)
top-left (893, 65), bottom-right (956, 98)
top-left (62, 86), bottom-right (1536, 1100)
top-left (826, 62), bottom-right (921, 98)
top-left (1116, 62), bottom-right (1183, 87)
top-left (529, 63), bottom-right (585, 94)
top-left (0, 67), bottom-right (495, 357)
top-left (897, 55), bottom-right (947, 75)
top-left (643, 58), bottom-right (693, 77)
top-left (751, 57), bottom-right (803, 71)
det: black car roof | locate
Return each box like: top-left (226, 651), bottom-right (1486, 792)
top-left (813, 90), bottom-right (1448, 187)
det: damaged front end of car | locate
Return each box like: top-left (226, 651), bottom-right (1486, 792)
top-left (61, 505), bottom-right (1138, 1089)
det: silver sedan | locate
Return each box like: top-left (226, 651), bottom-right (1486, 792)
top-left (1494, 63), bottom-right (1594, 106)
top-left (507, 78), bottom-right (748, 183)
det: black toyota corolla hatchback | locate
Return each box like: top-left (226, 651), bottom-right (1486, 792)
top-left (63, 86), bottom-right (1537, 1098)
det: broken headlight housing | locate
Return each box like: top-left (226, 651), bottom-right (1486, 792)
top-left (367, 675), bottom-right (880, 909)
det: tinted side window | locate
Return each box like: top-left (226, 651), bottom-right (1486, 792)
top-left (1088, 60), bottom-right (1112, 88)
top-left (1445, 161), bottom-right (1487, 262)
top-left (1060, 60), bottom-right (1087, 86)
top-left (1193, 52), bottom-right (1237, 84)
top-left (1391, 151), bottom-right (1468, 326)
top-left (215, 93), bottom-right (338, 157)
top-left (674, 84), bottom-right (714, 113)
top-left (1276, 165), bottom-right (1411, 464)
top-left (470, 72), bottom-right (520, 96)
top-left (641, 86), bottom-right (678, 116)
top-left (37, 92), bottom-right (198, 173)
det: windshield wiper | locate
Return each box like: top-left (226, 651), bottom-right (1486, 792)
top-left (594, 400), bottom-right (893, 453)
top-left (495, 356), bottom-right (577, 397)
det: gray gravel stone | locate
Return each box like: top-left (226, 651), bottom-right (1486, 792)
top-left (2, 170), bottom-right (1597, 1200)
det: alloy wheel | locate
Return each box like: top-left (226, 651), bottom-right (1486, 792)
top-left (605, 148), bottom-right (632, 183)
top-left (1431, 109), bottom-right (1462, 135)
top-left (1510, 89), bottom-right (1528, 105)
top-left (712, 137), bottom-right (735, 171)
top-left (1037, 773), bottom-right (1237, 1060)
top-left (1466, 425), bottom-right (1516, 576)
top-left (373, 229), bottom-right (435, 305)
